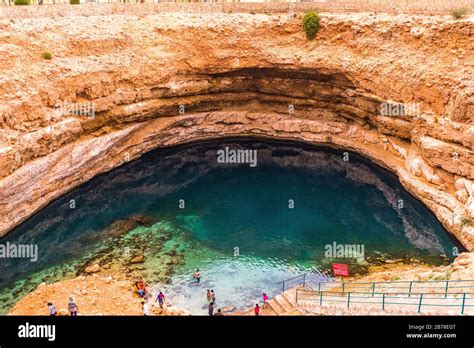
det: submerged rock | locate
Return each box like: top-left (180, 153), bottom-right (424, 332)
top-left (85, 264), bottom-right (101, 273)
top-left (129, 255), bottom-right (145, 264)
top-left (106, 215), bottom-right (156, 238)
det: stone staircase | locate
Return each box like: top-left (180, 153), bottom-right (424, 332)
top-left (234, 278), bottom-right (474, 316)
top-left (294, 280), bottom-right (474, 315)
top-left (265, 292), bottom-right (300, 315)
top-left (234, 288), bottom-right (303, 316)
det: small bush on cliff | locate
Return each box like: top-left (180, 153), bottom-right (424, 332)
top-left (303, 11), bottom-right (321, 40)
top-left (451, 7), bottom-right (468, 19)
top-left (70, 0), bottom-right (80, 4)
top-left (41, 52), bottom-right (53, 60)
top-left (14, 0), bottom-right (31, 5)
top-left (461, 217), bottom-right (472, 227)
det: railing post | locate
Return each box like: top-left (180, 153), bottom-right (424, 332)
top-left (282, 281), bottom-right (285, 293)
top-left (318, 282), bottom-right (321, 293)
top-left (319, 291), bottom-right (323, 306)
top-left (445, 281), bottom-right (449, 298)
top-left (371, 283), bottom-right (375, 297)
top-left (342, 282), bottom-right (345, 296)
top-left (347, 292), bottom-right (351, 308)
top-left (408, 281), bottom-right (413, 298)
top-left (382, 293), bottom-right (385, 310)
top-left (296, 290), bottom-right (298, 304)
top-left (418, 294), bottom-right (423, 313)
top-left (461, 293), bottom-right (466, 315)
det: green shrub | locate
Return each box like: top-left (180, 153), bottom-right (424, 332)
top-left (14, 0), bottom-right (31, 5)
top-left (461, 217), bottom-right (472, 227)
top-left (451, 7), bottom-right (468, 19)
top-left (70, 0), bottom-right (80, 4)
top-left (41, 52), bottom-right (53, 60)
top-left (303, 11), bottom-right (321, 40)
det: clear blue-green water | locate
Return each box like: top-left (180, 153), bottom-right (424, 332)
top-left (0, 139), bottom-right (462, 314)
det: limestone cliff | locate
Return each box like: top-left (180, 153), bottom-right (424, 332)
top-left (0, 8), bottom-right (473, 249)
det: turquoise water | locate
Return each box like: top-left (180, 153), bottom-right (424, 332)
top-left (0, 139), bottom-right (462, 314)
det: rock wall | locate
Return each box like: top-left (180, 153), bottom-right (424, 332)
top-left (1, 1), bottom-right (474, 18)
top-left (0, 10), bottom-right (473, 249)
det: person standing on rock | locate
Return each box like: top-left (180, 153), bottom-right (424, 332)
top-left (210, 289), bottom-right (216, 304)
top-left (156, 291), bottom-right (165, 309)
top-left (193, 268), bottom-right (201, 284)
top-left (68, 298), bottom-right (78, 316)
top-left (47, 302), bottom-right (57, 316)
top-left (208, 301), bottom-right (215, 316)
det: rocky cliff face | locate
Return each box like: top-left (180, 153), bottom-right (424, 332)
top-left (0, 10), bottom-right (472, 249)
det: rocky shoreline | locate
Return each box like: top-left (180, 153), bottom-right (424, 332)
top-left (8, 274), bottom-right (191, 316)
top-left (9, 253), bottom-right (473, 316)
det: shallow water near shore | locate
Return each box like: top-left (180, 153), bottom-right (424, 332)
top-left (0, 139), bottom-right (463, 314)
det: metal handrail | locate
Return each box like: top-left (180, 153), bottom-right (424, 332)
top-left (311, 279), bottom-right (474, 298)
top-left (295, 288), bottom-right (474, 314)
top-left (315, 279), bottom-right (474, 284)
top-left (277, 273), bottom-right (474, 296)
top-left (296, 288), bottom-right (474, 296)
top-left (277, 274), bottom-right (306, 292)
top-left (276, 274), bottom-right (474, 313)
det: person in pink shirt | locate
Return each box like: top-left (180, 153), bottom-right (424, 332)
top-left (262, 293), bottom-right (269, 309)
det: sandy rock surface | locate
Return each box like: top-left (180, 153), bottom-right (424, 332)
top-left (9, 274), bottom-right (191, 316)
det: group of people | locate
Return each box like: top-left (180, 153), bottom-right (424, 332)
top-left (47, 269), bottom-right (270, 316)
top-left (139, 291), bottom-right (166, 316)
top-left (134, 269), bottom-right (271, 316)
top-left (47, 298), bottom-right (78, 316)
top-left (207, 289), bottom-right (223, 316)
top-left (133, 277), bottom-right (166, 316)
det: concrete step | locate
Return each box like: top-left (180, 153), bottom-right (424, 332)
top-left (281, 292), bottom-right (295, 307)
top-left (274, 294), bottom-right (294, 313)
top-left (261, 305), bottom-right (278, 316)
top-left (268, 297), bottom-right (286, 314)
top-left (286, 309), bottom-right (302, 315)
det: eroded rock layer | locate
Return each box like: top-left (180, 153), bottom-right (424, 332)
top-left (0, 11), bottom-right (472, 249)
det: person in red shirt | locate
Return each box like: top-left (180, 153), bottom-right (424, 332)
top-left (254, 303), bottom-right (260, 316)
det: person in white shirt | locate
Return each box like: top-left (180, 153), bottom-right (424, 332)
top-left (142, 300), bottom-right (149, 316)
top-left (47, 302), bottom-right (57, 316)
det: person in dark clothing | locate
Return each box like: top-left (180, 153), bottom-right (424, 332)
top-left (210, 289), bottom-right (216, 304)
top-left (208, 302), bottom-right (215, 316)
